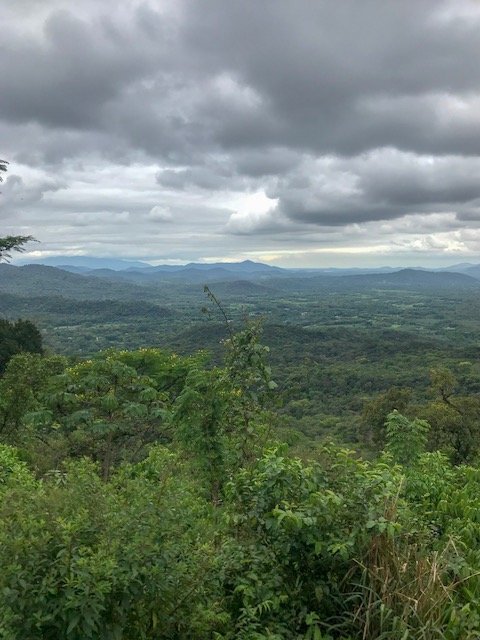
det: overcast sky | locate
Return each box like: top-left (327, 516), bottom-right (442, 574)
top-left (2, 0), bottom-right (480, 267)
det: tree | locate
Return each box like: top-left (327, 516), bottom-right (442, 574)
top-left (0, 159), bottom-right (7, 180)
top-left (0, 353), bottom-right (64, 439)
top-left (360, 386), bottom-right (412, 449)
top-left (0, 160), bottom-right (35, 261)
top-left (0, 319), bottom-right (43, 375)
top-left (384, 410), bottom-right (429, 465)
top-left (0, 235), bottom-right (35, 263)
top-left (23, 351), bottom-right (170, 479)
top-left (419, 367), bottom-right (480, 462)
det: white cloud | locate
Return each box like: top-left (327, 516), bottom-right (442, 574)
top-left (147, 205), bottom-right (173, 221)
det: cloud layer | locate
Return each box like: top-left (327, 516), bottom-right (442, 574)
top-left (2, 0), bottom-right (480, 266)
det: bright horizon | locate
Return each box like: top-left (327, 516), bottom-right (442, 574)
top-left (13, 252), bottom-right (480, 271)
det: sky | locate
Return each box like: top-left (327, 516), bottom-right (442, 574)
top-left (2, 0), bottom-right (480, 267)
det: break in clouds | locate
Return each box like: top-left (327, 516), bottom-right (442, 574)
top-left (2, 0), bottom-right (480, 266)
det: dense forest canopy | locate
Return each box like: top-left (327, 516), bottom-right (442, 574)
top-left (0, 318), bottom-right (43, 374)
top-left (1, 279), bottom-right (480, 638)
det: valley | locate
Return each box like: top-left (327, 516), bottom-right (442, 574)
top-left (3, 260), bottom-right (480, 452)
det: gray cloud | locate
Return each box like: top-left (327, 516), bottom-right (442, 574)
top-left (0, 173), bottom-right (64, 216)
top-left (0, 7), bottom-right (168, 130)
top-left (2, 0), bottom-right (480, 265)
top-left (264, 150), bottom-right (480, 228)
top-left (5, 0), bottom-right (480, 159)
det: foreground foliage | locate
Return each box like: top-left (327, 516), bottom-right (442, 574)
top-left (0, 318), bottom-right (43, 374)
top-left (1, 325), bottom-right (480, 638)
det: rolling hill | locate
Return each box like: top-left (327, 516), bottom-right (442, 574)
top-left (0, 264), bottom-right (159, 300)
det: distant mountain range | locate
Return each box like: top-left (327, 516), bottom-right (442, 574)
top-left (2, 262), bottom-right (480, 301)
top-left (14, 256), bottom-right (480, 280)
top-left (15, 256), bottom-right (152, 270)
top-left (15, 257), bottom-right (284, 273)
top-left (340, 268), bottom-right (480, 290)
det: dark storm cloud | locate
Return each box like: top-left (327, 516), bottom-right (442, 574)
top-left (181, 0), bottom-right (480, 156)
top-left (2, 0), bottom-right (480, 262)
top-left (156, 162), bottom-right (238, 191)
top-left (234, 149), bottom-right (300, 178)
top-left (155, 148), bottom-right (299, 192)
top-left (0, 11), bottom-right (165, 129)
top-left (5, 0), bottom-right (480, 158)
top-left (266, 150), bottom-right (480, 228)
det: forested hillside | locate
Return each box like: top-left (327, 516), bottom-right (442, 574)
top-left (0, 264), bottom-right (158, 300)
top-left (2, 263), bottom-right (480, 637)
top-left (3, 263), bottom-right (480, 453)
